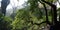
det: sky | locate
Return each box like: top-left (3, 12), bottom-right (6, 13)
top-left (7, 0), bottom-right (27, 10)
top-left (0, 0), bottom-right (27, 16)
top-left (0, 0), bottom-right (27, 10)
top-left (0, 0), bottom-right (60, 9)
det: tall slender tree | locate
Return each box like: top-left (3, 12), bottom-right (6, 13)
top-left (0, 0), bottom-right (10, 30)
top-left (1, 0), bottom-right (10, 16)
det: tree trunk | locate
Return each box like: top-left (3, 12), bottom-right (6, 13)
top-left (1, 0), bottom-right (10, 16)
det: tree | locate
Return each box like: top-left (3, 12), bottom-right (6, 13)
top-left (0, 0), bottom-right (59, 30)
top-left (28, 0), bottom-right (60, 30)
top-left (0, 0), bottom-right (10, 30)
top-left (1, 0), bottom-right (10, 16)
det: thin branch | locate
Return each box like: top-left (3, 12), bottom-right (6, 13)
top-left (39, 1), bottom-right (51, 25)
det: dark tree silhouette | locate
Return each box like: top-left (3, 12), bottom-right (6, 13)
top-left (1, 0), bottom-right (10, 16)
top-left (40, 0), bottom-right (60, 30)
top-left (0, 0), bottom-right (10, 30)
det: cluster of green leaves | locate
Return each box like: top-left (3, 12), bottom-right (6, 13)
top-left (11, 8), bottom-right (47, 30)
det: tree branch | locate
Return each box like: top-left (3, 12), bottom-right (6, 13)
top-left (39, 0), bottom-right (57, 25)
top-left (27, 20), bottom-right (46, 26)
top-left (38, 1), bottom-right (51, 25)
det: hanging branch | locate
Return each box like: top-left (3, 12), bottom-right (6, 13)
top-left (42, 3), bottom-right (50, 25)
top-left (39, 0), bottom-right (57, 25)
top-left (39, 1), bottom-right (51, 25)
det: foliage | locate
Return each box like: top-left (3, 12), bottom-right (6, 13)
top-left (11, 8), bottom-right (47, 30)
top-left (0, 0), bottom-right (59, 30)
top-left (0, 14), bottom-right (13, 30)
top-left (11, 0), bottom-right (54, 30)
